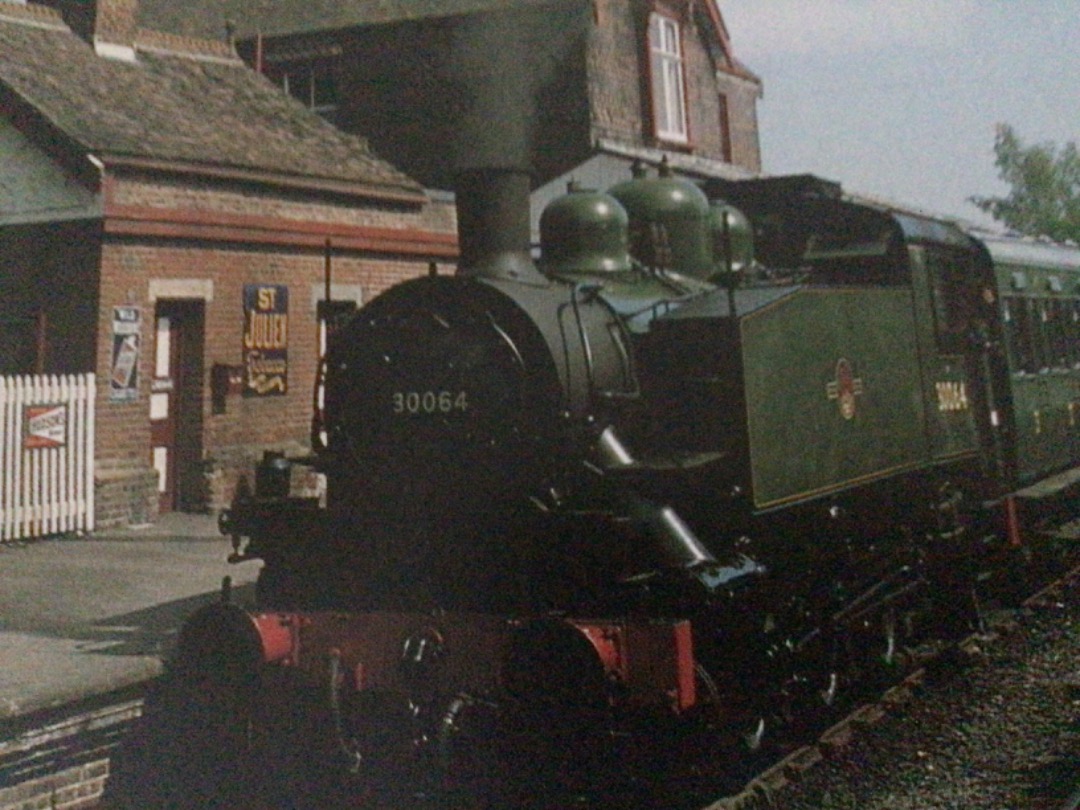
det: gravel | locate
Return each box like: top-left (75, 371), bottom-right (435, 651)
top-left (765, 577), bottom-right (1080, 810)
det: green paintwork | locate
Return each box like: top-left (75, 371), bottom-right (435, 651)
top-left (903, 244), bottom-right (981, 467)
top-left (738, 288), bottom-right (929, 509)
top-left (708, 201), bottom-right (754, 275)
top-left (608, 164), bottom-right (714, 279)
top-left (570, 172), bottom-right (1078, 512)
top-left (539, 184), bottom-right (632, 274)
top-left (921, 355), bottom-right (980, 462)
top-left (988, 242), bottom-right (1080, 485)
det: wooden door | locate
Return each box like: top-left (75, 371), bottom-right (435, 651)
top-left (150, 308), bottom-right (180, 512)
top-left (150, 301), bottom-right (204, 513)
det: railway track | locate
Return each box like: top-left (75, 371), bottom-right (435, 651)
top-left (706, 546), bottom-right (1080, 810)
top-left (705, 668), bottom-right (936, 810)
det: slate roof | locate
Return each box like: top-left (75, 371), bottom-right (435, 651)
top-left (0, 7), bottom-right (422, 198)
top-left (139, 0), bottom-right (568, 41)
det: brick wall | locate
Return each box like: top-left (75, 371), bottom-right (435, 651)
top-left (717, 71), bottom-right (763, 173)
top-left (0, 759), bottom-right (108, 810)
top-left (587, 0), bottom-right (762, 172)
top-left (95, 468), bottom-right (158, 529)
top-left (0, 221), bottom-right (100, 375)
top-left (245, 0), bottom-right (760, 190)
top-left (587, 0), bottom-right (644, 145)
top-left (93, 0), bottom-right (137, 48)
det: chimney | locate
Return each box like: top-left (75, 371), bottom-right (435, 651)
top-left (448, 9), bottom-right (546, 284)
top-left (48, 0), bottom-right (139, 60)
top-left (93, 0), bottom-right (138, 58)
top-left (455, 168), bottom-right (543, 283)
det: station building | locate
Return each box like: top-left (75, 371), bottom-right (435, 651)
top-left (0, 0), bottom-right (456, 526)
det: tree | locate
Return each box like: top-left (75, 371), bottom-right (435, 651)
top-left (970, 124), bottom-right (1080, 243)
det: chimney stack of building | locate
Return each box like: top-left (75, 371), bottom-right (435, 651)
top-left (44, 0), bottom-right (139, 60)
top-left (92, 0), bottom-right (138, 56)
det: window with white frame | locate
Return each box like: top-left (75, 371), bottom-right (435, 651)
top-left (277, 61), bottom-right (339, 121)
top-left (648, 12), bottom-right (688, 143)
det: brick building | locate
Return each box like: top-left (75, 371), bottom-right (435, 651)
top-left (139, 0), bottom-right (763, 219)
top-left (0, 0), bottom-right (456, 525)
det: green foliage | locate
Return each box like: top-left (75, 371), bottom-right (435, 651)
top-left (970, 124), bottom-right (1080, 242)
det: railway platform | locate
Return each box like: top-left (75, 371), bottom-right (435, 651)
top-left (0, 513), bottom-right (259, 721)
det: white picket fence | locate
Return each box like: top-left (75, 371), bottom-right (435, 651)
top-left (0, 374), bottom-right (95, 540)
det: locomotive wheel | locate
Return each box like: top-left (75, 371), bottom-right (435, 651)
top-left (434, 693), bottom-right (505, 809)
top-left (103, 663), bottom-right (271, 808)
top-left (245, 666), bottom-right (355, 809)
top-left (498, 619), bottom-right (614, 807)
top-left (105, 604), bottom-right (269, 808)
top-left (106, 604), bottom-right (351, 809)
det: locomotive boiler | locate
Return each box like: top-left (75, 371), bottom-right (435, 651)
top-left (119, 163), bottom-right (1080, 808)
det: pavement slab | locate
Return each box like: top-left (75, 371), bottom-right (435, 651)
top-left (0, 515), bottom-right (261, 719)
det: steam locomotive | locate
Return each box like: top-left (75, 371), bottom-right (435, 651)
top-left (117, 164), bottom-right (1080, 808)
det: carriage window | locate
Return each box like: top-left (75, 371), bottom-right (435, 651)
top-left (1046, 299), bottom-right (1072, 370)
top-left (1004, 296), bottom-right (1039, 374)
top-left (1034, 300), bottom-right (1054, 371)
top-left (1073, 301), bottom-right (1080, 368)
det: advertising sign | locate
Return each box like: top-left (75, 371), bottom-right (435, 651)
top-left (24, 403), bottom-right (67, 449)
top-left (110, 306), bottom-right (141, 402)
top-left (243, 284), bottom-right (288, 396)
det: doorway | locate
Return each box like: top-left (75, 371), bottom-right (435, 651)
top-left (150, 300), bottom-right (205, 512)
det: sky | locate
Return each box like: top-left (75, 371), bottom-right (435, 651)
top-left (719, 1), bottom-right (1080, 228)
